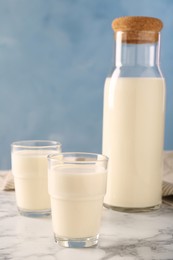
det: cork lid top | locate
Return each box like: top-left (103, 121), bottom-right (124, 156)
top-left (112, 16), bottom-right (163, 43)
top-left (112, 16), bottom-right (163, 32)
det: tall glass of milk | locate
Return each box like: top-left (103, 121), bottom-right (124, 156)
top-left (11, 140), bottom-right (61, 217)
top-left (102, 16), bottom-right (166, 212)
top-left (48, 152), bottom-right (108, 248)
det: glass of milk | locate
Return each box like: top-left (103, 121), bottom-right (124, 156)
top-left (48, 152), bottom-right (108, 248)
top-left (11, 140), bottom-right (61, 217)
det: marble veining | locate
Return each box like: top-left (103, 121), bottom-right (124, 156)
top-left (0, 191), bottom-right (173, 260)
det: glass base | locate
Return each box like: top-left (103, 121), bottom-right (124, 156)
top-left (17, 207), bottom-right (51, 218)
top-left (103, 203), bottom-right (161, 213)
top-left (54, 234), bottom-right (99, 248)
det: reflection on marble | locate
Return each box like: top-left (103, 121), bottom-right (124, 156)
top-left (0, 191), bottom-right (173, 260)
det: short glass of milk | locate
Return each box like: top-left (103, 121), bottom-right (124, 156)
top-left (48, 152), bottom-right (108, 248)
top-left (11, 140), bottom-right (61, 217)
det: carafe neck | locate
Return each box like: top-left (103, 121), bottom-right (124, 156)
top-left (114, 31), bottom-right (160, 68)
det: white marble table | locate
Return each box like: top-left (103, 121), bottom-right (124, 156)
top-left (0, 191), bottom-right (173, 260)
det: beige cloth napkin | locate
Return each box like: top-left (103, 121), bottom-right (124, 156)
top-left (162, 151), bottom-right (173, 206)
top-left (1, 151), bottom-right (173, 205)
top-left (0, 170), bottom-right (14, 191)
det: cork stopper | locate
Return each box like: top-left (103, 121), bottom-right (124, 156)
top-left (112, 16), bottom-right (163, 43)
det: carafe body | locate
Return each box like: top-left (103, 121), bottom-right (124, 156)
top-left (102, 17), bottom-right (166, 211)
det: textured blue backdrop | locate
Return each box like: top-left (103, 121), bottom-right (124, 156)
top-left (0, 0), bottom-right (173, 169)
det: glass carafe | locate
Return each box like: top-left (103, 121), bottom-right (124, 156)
top-left (102, 16), bottom-right (166, 212)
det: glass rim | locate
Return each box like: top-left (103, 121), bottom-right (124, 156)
top-left (11, 140), bottom-right (61, 149)
top-left (48, 152), bottom-right (108, 163)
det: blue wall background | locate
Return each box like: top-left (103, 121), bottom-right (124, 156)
top-left (0, 0), bottom-right (173, 169)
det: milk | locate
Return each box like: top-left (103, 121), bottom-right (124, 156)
top-left (12, 150), bottom-right (53, 211)
top-left (103, 77), bottom-right (165, 209)
top-left (48, 166), bottom-right (107, 238)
